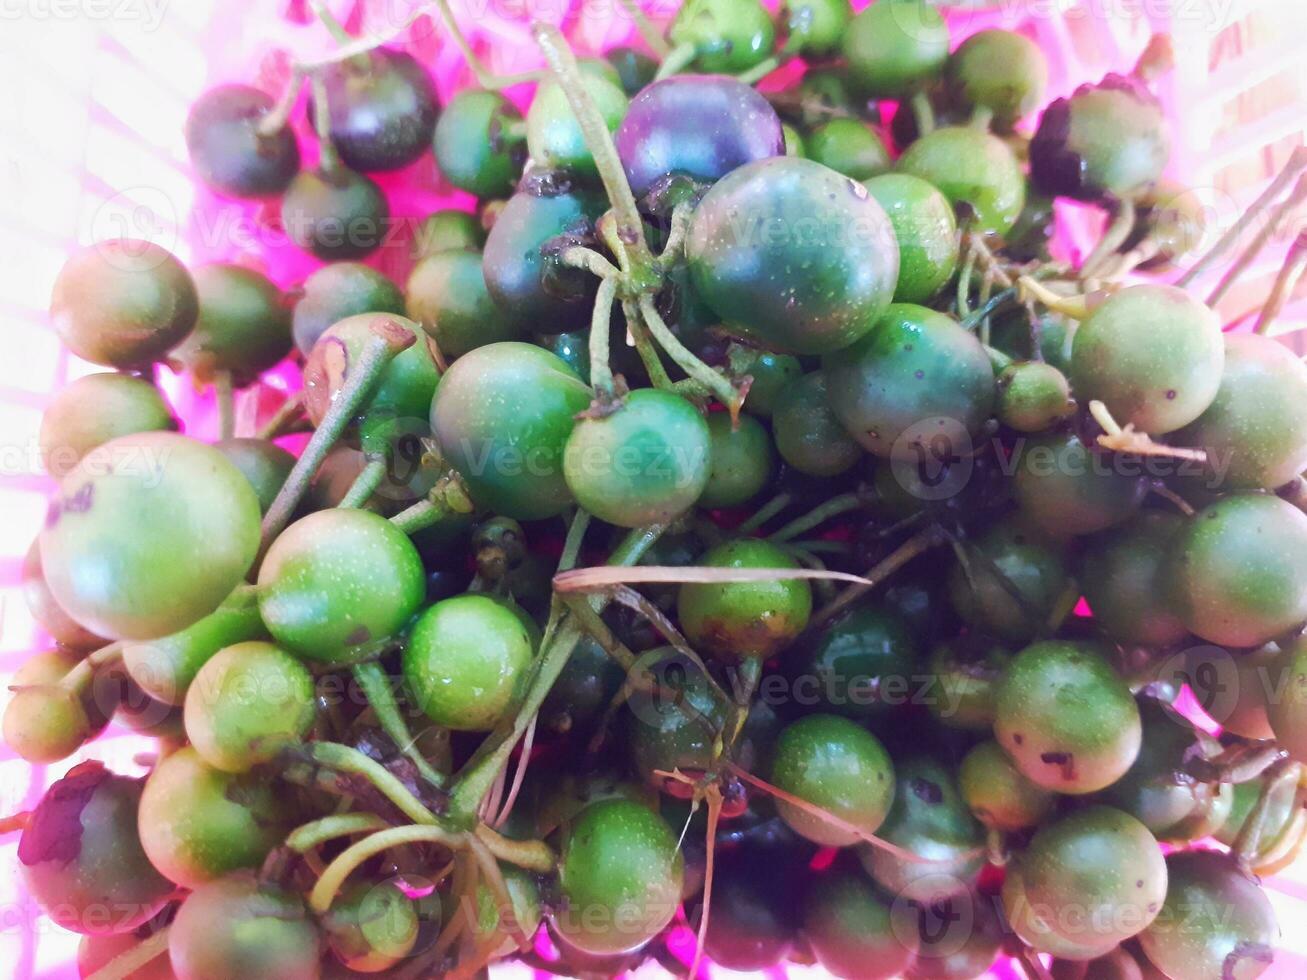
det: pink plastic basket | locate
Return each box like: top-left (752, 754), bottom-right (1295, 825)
top-left (1, 1), bottom-right (1305, 976)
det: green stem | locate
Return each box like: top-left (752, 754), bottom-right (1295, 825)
top-left (309, 0), bottom-right (354, 46)
top-left (260, 324), bottom-right (414, 555)
top-left (301, 741), bottom-right (441, 826)
top-left (736, 53), bottom-right (783, 85)
top-left (256, 392), bottom-right (305, 440)
top-left (561, 245), bottom-right (621, 280)
top-left (85, 928), bottom-right (170, 980)
top-left (624, 300), bottom-right (675, 389)
top-left (474, 823), bottom-right (556, 873)
top-left (214, 371), bottom-right (235, 441)
top-left (558, 508), bottom-right (592, 572)
top-left (637, 294), bottom-right (741, 415)
top-left (446, 523), bottom-right (668, 823)
top-left (1255, 230), bottom-right (1307, 335)
top-left (1080, 199), bottom-right (1136, 279)
top-left (654, 42), bottom-right (697, 81)
top-left (768, 491), bottom-right (863, 543)
top-left (968, 104), bottom-right (994, 130)
top-left (1178, 146), bottom-right (1306, 289)
top-left (736, 491), bottom-right (794, 535)
top-left (309, 824), bottom-right (468, 914)
top-left (430, 0), bottom-right (541, 90)
top-left (338, 457), bottom-right (387, 509)
top-left (562, 594), bottom-right (637, 671)
top-left (309, 69), bottom-right (342, 174)
top-left (589, 276), bottom-right (618, 397)
top-left (285, 812), bottom-right (389, 852)
top-left (616, 0), bottom-right (671, 57)
top-left (810, 525), bottom-right (946, 630)
top-left (911, 90), bottom-right (936, 137)
top-left (657, 200), bottom-right (695, 265)
top-left (352, 660), bottom-right (448, 788)
top-left (956, 239), bottom-right (977, 318)
top-left (390, 497), bottom-right (449, 534)
top-left (533, 23), bottom-right (650, 267)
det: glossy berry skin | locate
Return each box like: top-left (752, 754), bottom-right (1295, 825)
top-left (1168, 493), bottom-right (1307, 647)
top-left (699, 412), bottom-right (773, 508)
top-left (432, 342), bottom-right (591, 518)
top-left (959, 739), bottom-right (1053, 832)
top-left (40, 432), bottom-right (261, 641)
top-left (122, 588), bottom-right (268, 706)
top-left (1139, 850), bottom-right (1277, 980)
top-left (481, 179), bottom-right (605, 330)
top-left (316, 49), bottom-right (437, 172)
top-left (897, 127), bottom-right (1026, 237)
top-left (626, 649), bottom-right (728, 786)
top-left (803, 869), bottom-right (916, 980)
top-left (185, 84), bottom-right (300, 198)
top-left (700, 849), bottom-right (796, 971)
top-left (432, 90), bottom-right (524, 199)
top-left (864, 173), bottom-right (959, 304)
top-left (19, 763), bottom-right (172, 935)
top-left (527, 75), bottom-right (628, 179)
top-left (1176, 332), bottom-right (1307, 489)
top-left (770, 714), bottom-right (895, 847)
top-left (183, 641), bottom-right (316, 773)
top-left (1022, 806), bottom-right (1167, 949)
top-left (1081, 511), bottom-right (1189, 647)
top-left (669, 0), bottom-right (776, 74)
top-left (563, 389), bottom-right (710, 528)
top-left (733, 349), bottom-right (802, 419)
top-left (323, 882), bottom-right (419, 973)
top-left (994, 641), bottom-right (1141, 794)
top-left (1071, 285), bottom-right (1222, 434)
top-left (173, 264), bottom-right (292, 386)
top-left (50, 241), bottom-right (198, 368)
top-left (781, 0), bottom-right (851, 56)
top-left (805, 119), bottom-right (891, 181)
top-left (997, 361), bottom-right (1074, 432)
top-left (302, 313), bottom-right (439, 439)
top-left (138, 747), bottom-right (289, 888)
top-left (686, 157), bottom-right (898, 355)
top-left (406, 249), bottom-right (522, 359)
top-left (281, 167), bottom-right (388, 260)
top-left (1267, 637), bottom-right (1307, 763)
top-left (39, 372), bottom-right (174, 479)
top-left (403, 594), bottom-right (535, 731)
top-left (858, 755), bottom-right (985, 905)
top-left (213, 438), bottom-right (295, 514)
top-left (169, 872), bottom-right (321, 980)
top-left (926, 639), bottom-right (1010, 732)
top-left (1002, 859), bottom-right (1119, 961)
top-left (3, 648), bottom-right (114, 763)
top-left (1012, 432), bottom-right (1147, 538)
top-left (946, 30), bottom-right (1049, 129)
top-left (618, 75), bottom-right (783, 199)
top-left (552, 799), bottom-right (683, 956)
top-left (1098, 699), bottom-right (1223, 838)
top-left (677, 538), bottom-right (813, 661)
top-left (772, 371), bottom-right (863, 476)
top-left (824, 304), bottom-right (995, 459)
top-left (413, 208), bottom-right (486, 260)
top-left (258, 508), bottom-right (425, 666)
top-left (21, 541), bottom-right (106, 650)
top-left (1031, 75), bottom-right (1169, 202)
top-left (947, 519), bottom-right (1074, 644)
top-left (787, 602), bottom-right (918, 722)
top-left (291, 262), bottom-right (404, 356)
top-left (842, 0), bottom-right (948, 99)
